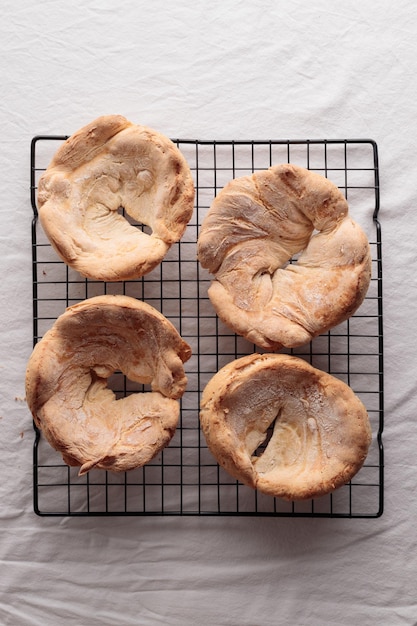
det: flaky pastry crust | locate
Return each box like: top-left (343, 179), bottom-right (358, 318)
top-left (37, 115), bottom-right (195, 281)
top-left (197, 164), bottom-right (371, 350)
top-left (200, 353), bottom-right (372, 501)
top-left (25, 295), bottom-right (192, 475)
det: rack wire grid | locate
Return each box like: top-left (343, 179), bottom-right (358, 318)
top-left (30, 136), bottom-right (383, 518)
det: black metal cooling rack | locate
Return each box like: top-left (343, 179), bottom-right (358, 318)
top-left (30, 136), bottom-right (383, 518)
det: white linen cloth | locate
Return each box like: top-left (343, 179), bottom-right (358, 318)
top-left (1, 1), bottom-right (416, 624)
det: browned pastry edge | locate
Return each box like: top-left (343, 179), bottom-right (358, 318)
top-left (200, 353), bottom-right (372, 501)
top-left (25, 295), bottom-right (192, 475)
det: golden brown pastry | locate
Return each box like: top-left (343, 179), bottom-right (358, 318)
top-left (25, 295), bottom-right (192, 475)
top-left (197, 164), bottom-right (371, 351)
top-left (200, 353), bottom-right (372, 500)
top-left (37, 115), bottom-right (195, 281)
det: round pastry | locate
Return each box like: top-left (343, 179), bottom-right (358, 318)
top-left (197, 163), bottom-right (371, 351)
top-left (37, 115), bottom-right (195, 281)
top-left (25, 295), bottom-right (192, 475)
top-left (200, 353), bottom-right (372, 500)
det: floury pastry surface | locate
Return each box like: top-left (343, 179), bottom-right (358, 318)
top-left (25, 295), bottom-right (192, 475)
top-left (200, 353), bottom-right (372, 501)
top-left (37, 115), bottom-right (195, 281)
top-left (197, 164), bottom-right (371, 351)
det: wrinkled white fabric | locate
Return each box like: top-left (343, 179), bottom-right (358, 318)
top-left (1, 0), bottom-right (417, 624)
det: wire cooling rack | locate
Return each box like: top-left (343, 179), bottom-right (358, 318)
top-left (30, 136), bottom-right (383, 518)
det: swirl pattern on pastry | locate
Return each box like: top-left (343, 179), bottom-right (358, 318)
top-left (197, 164), bottom-right (371, 350)
top-left (25, 295), bottom-right (192, 475)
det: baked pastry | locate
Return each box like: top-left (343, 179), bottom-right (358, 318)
top-left (37, 115), bottom-right (195, 281)
top-left (200, 353), bottom-right (372, 500)
top-left (25, 295), bottom-right (192, 475)
top-left (197, 164), bottom-right (371, 350)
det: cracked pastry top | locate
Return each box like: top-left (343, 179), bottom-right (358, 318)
top-left (199, 353), bottom-right (372, 501)
top-left (37, 115), bottom-right (195, 281)
top-left (197, 163), bottom-right (371, 351)
top-left (25, 295), bottom-right (192, 475)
